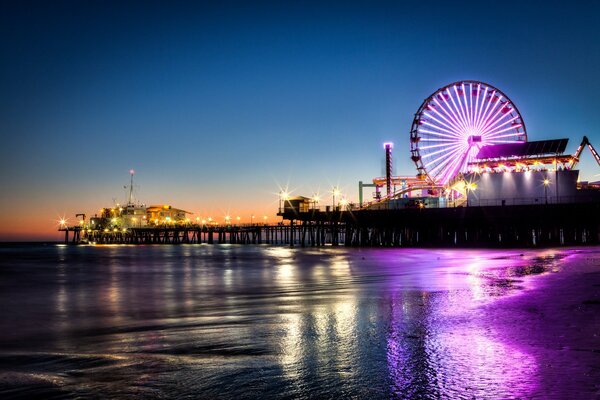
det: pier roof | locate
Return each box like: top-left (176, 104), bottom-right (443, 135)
top-left (476, 138), bottom-right (569, 160)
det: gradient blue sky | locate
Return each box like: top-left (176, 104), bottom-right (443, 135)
top-left (1, 0), bottom-right (600, 239)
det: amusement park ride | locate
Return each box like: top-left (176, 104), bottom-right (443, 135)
top-left (362, 80), bottom-right (600, 207)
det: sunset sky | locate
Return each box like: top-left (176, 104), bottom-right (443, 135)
top-left (1, 0), bottom-right (600, 240)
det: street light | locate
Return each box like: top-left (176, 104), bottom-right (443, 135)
top-left (332, 187), bottom-right (340, 209)
top-left (465, 182), bottom-right (477, 207)
top-left (279, 190), bottom-right (289, 212)
top-left (543, 178), bottom-right (550, 204)
top-left (339, 197), bottom-right (349, 210)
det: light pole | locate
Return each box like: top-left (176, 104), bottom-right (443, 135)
top-left (543, 178), bottom-right (550, 204)
top-left (312, 194), bottom-right (320, 210)
top-left (339, 197), bottom-right (349, 210)
top-left (465, 182), bottom-right (476, 207)
top-left (332, 187), bottom-right (340, 209)
top-left (280, 191), bottom-right (289, 213)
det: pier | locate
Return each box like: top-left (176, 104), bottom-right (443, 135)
top-left (59, 222), bottom-right (345, 246)
top-left (60, 199), bottom-right (600, 247)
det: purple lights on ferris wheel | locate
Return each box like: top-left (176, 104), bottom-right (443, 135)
top-left (410, 81), bottom-right (527, 184)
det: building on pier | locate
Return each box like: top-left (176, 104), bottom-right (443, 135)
top-left (146, 205), bottom-right (192, 225)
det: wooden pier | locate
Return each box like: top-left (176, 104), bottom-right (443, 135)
top-left (59, 223), bottom-right (346, 246)
top-left (60, 201), bottom-right (600, 247)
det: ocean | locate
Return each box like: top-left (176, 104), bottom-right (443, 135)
top-left (0, 243), bottom-right (598, 399)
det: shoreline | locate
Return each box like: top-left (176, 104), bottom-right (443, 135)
top-left (483, 247), bottom-right (600, 398)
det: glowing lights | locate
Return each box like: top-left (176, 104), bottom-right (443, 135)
top-left (280, 191), bottom-right (290, 200)
top-left (411, 81), bottom-right (526, 184)
top-left (543, 178), bottom-right (550, 186)
top-left (339, 198), bottom-right (349, 207)
top-left (225, 215), bottom-right (231, 222)
top-left (383, 142), bottom-right (394, 149)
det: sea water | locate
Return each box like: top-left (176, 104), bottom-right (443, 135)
top-left (0, 243), bottom-right (595, 399)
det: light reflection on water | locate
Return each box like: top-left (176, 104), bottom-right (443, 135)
top-left (0, 244), bottom-right (584, 399)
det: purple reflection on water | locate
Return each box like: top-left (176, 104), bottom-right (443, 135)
top-left (0, 244), bottom-right (596, 399)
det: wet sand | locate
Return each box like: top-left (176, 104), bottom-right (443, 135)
top-left (482, 249), bottom-right (600, 398)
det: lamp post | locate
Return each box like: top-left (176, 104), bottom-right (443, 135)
top-left (312, 194), bottom-right (320, 210)
top-left (543, 178), bottom-right (550, 204)
top-left (332, 187), bottom-right (340, 209)
top-left (339, 197), bottom-right (349, 210)
top-left (280, 191), bottom-right (289, 213)
top-left (465, 182), bottom-right (476, 207)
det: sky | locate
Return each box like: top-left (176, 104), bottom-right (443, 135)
top-left (1, 0), bottom-right (600, 240)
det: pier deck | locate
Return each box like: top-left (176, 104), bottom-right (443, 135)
top-left (60, 201), bottom-right (600, 247)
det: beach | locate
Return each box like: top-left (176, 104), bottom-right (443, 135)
top-left (0, 244), bottom-right (598, 399)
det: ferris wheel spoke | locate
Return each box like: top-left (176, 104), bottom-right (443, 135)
top-left (482, 117), bottom-right (520, 137)
top-left (487, 130), bottom-right (524, 140)
top-left (420, 142), bottom-right (463, 159)
top-left (440, 150), bottom-right (469, 182)
top-left (441, 93), bottom-right (469, 132)
top-left (421, 116), bottom-right (462, 137)
top-left (481, 115), bottom-right (519, 136)
top-left (419, 137), bottom-right (457, 142)
top-left (428, 149), bottom-right (466, 178)
top-left (474, 85), bottom-right (488, 130)
top-left (476, 94), bottom-right (504, 133)
top-left (423, 144), bottom-right (465, 167)
top-left (479, 104), bottom-right (508, 136)
top-left (489, 139), bottom-right (525, 143)
top-left (433, 97), bottom-right (467, 132)
top-left (417, 128), bottom-right (462, 139)
top-left (461, 83), bottom-right (472, 127)
top-left (468, 83), bottom-right (476, 127)
top-left (423, 113), bottom-right (460, 138)
top-left (424, 108), bottom-right (463, 135)
top-left (419, 142), bottom-right (462, 150)
top-left (474, 90), bottom-right (499, 133)
top-left (424, 144), bottom-right (467, 169)
top-left (451, 86), bottom-right (471, 130)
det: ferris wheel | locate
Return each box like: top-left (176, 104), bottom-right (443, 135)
top-left (410, 80), bottom-right (527, 184)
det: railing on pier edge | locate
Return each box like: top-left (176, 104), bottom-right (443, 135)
top-left (58, 223), bottom-right (346, 247)
top-left (276, 198), bottom-right (600, 248)
top-left (59, 197), bottom-right (600, 248)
